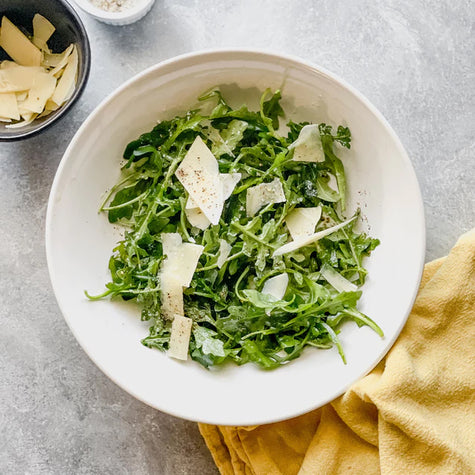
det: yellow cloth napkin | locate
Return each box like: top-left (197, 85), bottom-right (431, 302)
top-left (199, 228), bottom-right (475, 475)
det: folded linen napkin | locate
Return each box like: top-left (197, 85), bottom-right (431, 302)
top-left (199, 228), bottom-right (475, 475)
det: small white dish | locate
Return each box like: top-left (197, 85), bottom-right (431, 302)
top-left (46, 50), bottom-right (425, 425)
top-left (73, 0), bottom-right (155, 25)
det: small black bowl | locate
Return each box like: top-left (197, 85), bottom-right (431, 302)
top-left (0, 0), bottom-right (91, 141)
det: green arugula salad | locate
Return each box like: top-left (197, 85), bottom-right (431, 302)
top-left (87, 88), bottom-right (382, 369)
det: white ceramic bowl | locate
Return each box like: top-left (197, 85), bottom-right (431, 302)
top-left (72, 0), bottom-right (155, 25)
top-left (46, 50), bottom-right (425, 425)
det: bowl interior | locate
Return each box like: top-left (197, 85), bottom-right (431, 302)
top-left (46, 51), bottom-right (425, 425)
top-left (0, 0), bottom-right (90, 140)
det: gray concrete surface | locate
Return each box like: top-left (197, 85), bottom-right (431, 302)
top-left (1, 0), bottom-right (474, 473)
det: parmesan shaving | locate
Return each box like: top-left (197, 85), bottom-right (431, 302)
top-left (0, 65), bottom-right (43, 93)
top-left (161, 233), bottom-right (204, 287)
top-left (50, 46), bottom-right (78, 106)
top-left (185, 207), bottom-right (211, 230)
top-left (159, 233), bottom-right (203, 320)
top-left (0, 15), bottom-right (78, 129)
top-left (273, 216), bottom-right (357, 257)
top-left (180, 138), bottom-right (241, 227)
top-left (185, 171), bottom-right (241, 229)
top-left (38, 109), bottom-right (53, 119)
top-left (160, 277), bottom-right (184, 320)
top-left (320, 263), bottom-right (358, 293)
top-left (0, 17), bottom-right (41, 67)
top-left (246, 178), bottom-right (286, 217)
top-left (6, 112), bottom-right (37, 129)
top-left (45, 99), bottom-right (60, 112)
top-left (175, 136), bottom-right (223, 225)
top-left (168, 315), bottom-right (193, 360)
top-left (285, 206), bottom-right (322, 240)
top-left (0, 60), bottom-right (17, 69)
top-left (262, 273), bottom-right (288, 301)
top-left (176, 243), bottom-right (205, 287)
top-left (289, 124), bottom-right (325, 163)
top-left (32, 14), bottom-right (55, 50)
top-left (16, 91), bottom-right (28, 102)
top-left (159, 232), bottom-right (203, 358)
top-left (46, 44), bottom-right (74, 75)
top-left (22, 72), bottom-right (57, 114)
top-left (262, 272), bottom-right (288, 316)
top-left (0, 92), bottom-right (20, 120)
top-left (217, 239), bottom-right (232, 268)
top-left (221, 172), bottom-right (242, 199)
top-left (185, 195), bottom-right (198, 210)
top-left (162, 232), bottom-right (183, 256)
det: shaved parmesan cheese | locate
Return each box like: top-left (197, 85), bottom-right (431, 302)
top-left (38, 108), bottom-right (53, 119)
top-left (246, 178), bottom-right (286, 217)
top-left (185, 196), bottom-right (198, 209)
top-left (0, 92), bottom-right (20, 120)
top-left (185, 172), bottom-right (241, 229)
top-left (217, 239), bottom-right (232, 268)
top-left (50, 45), bottom-right (77, 106)
top-left (32, 14), bottom-right (55, 51)
top-left (160, 233), bottom-right (204, 287)
top-left (221, 172), bottom-right (241, 199)
top-left (185, 207), bottom-right (211, 230)
top-left (289, 124), bottom-right (325, 162)
top-left (45, 99), bottom-right (60, 111)
top-left (161, 232), bottom-right (182, 255)
top-left (160, 277), bottom-right (184, 320)
top-left (286, 206), bottom-right (322, 240)
top-left (46, 44), bottom-right (74, 74)
top-left (168, 315), bottom-right (193, 360)
top-left (0, 17), bottom-right (41, 67)
top-left (17, 104), bottom-right (32, 119)
top-left (0, 65), bottom-right (43, 93)
top-left (160, 234), bottom-right (185, 318)
top-left (6, 112), bottom-right (37, 128)
top-left (159, 233), bottom-right (203, 320)
top-left (175, 136), bottom-right (223, 225)
top-left (0, 60), bottom-right (17, 69)
top-left (177, 243), bottom-right (205, 287)
top-left (185, 172), bottom-right (240, 209)
top-left (273, 216), bottom-right (357, 257)
top-left (16, 91), bottom-right (28, 102)
top-left (22, 72), bottom-right (56, 114)
top-left (320, 263), bottom-right (357, 293)
top-left (262, 273), bottom-right (288, 300)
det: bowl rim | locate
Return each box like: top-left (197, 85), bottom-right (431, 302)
top-left (0, 0), bottom-right (91, 142)
top-left (46, 48), bottom-right (426, 424)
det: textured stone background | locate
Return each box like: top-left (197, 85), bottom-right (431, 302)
top-left (1, 0), bottom-right (474, 473)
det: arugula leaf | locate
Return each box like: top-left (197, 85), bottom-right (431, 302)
top-left (241, 289), bottom-right (289, 310)
top-left (193, 326), bottom-right (226, 357)
top-left (262, 89), bottom-right (285, 129)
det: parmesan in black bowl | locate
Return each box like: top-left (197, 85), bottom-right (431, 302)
top-left (0, 0), bottom-right (90, 141)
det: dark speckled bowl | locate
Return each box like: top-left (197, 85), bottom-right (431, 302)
top-left (0, 0), bottom-right (91, 141)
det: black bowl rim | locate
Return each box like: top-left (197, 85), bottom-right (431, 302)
top-left (0, 0), bottom-right (91, 142)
